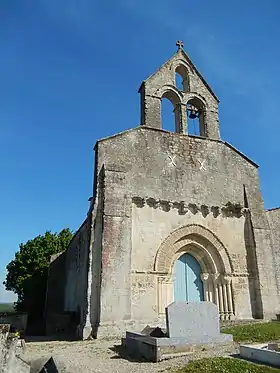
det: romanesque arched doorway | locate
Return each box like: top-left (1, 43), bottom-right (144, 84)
top-left (155, 224), bottom-right (235, 320)
top-left (174, 253), bottom-right (204, 302)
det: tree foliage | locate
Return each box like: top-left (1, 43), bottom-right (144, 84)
top-left (4, 228), bottom-right (73, 317)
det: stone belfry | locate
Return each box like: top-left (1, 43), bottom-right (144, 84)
top-left (138, 41), bottom-right (220, 139)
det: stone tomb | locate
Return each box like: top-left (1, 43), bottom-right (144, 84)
top-left (123, 301), bottom-right (233, 362)
top-left (240, 343), bottom-right (280, 367)
top-left (166, 301), bottom-right (220, 340)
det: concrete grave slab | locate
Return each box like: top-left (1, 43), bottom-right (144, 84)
top-left (166, 301), bottom-right (219, 338)
top-left (124, 301), bottom-right (233, 362)
top-left (240, 343), bottom-right (280, 367)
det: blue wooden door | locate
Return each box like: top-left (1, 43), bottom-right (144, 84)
top-left (174, 253), bottom-right (204, 302)
top-left (174, 255), bottom-right (187, 301)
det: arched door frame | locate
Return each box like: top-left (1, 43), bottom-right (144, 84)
top-left (155, 224), bottom-right (235, 320)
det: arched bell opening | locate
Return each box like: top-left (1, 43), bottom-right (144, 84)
top-left (161, 89), bottom-right (185, 133)
top-left (175, 65), bottom-right (190, 92)
top-left (161, 97), bottom-right (175, 132)
top-left (186, 97), bottom-right (207, 137)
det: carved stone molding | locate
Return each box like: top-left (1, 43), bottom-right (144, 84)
top-left (211, 206), bottom-right (220, 218)
top-left (132, 196), bottom-right (145, 208)
top-left (172, 201), bottom-right (187, 215)
top-left (146, 197), bottom-right (158, 208)
top-left (159, 200), bottom-right (171, 212)
top-left (154, 224), bottom-right (233, 274)
top-left (188, 203), bottom-right (198, 215)
top-left (231, 272), bottom-right (250, 277)
top-left (221, 202), bottom-right (243, 218)
top-left (132, 196), bottom-right (246, 218)
top-left (201, 204), bottom-right (210, 217)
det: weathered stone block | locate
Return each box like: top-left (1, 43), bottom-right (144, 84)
top-left (166, 301), bottom-right (219, 338)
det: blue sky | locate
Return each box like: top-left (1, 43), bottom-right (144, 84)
top-left (1, 0), bottom-right (280, 302)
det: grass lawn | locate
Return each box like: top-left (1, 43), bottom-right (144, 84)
top-left (174, 357), bottom-right (280, 373)
top-left (222, 321), bottom-right (280, 343)
top-left (0, 303), bottom-right (15, 312)
top-left (173, 323), bottom-right (280, 372)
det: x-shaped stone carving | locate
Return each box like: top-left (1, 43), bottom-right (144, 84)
top-left (197, 159), bottom-right (206, 171)
top-left (168, 155), bottom-right (177, 167)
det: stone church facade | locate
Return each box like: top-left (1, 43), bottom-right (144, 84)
top-left (45, 42), bottom-right (280, 339)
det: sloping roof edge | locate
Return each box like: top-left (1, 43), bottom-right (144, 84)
top-left (224, 142), bottom-right (259, 168)
top-left (266, 207), bottom-right (280, 212)
top-left (138, 49), bottom-right (219, 102)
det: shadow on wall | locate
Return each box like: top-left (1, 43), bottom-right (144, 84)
top-left (243, 185), bottom-right (264, 319)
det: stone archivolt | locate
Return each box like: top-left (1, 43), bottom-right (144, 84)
top-left (154, 224), bottom-right (237, 321)
top-left (132, 196), bottom-right (245, 218)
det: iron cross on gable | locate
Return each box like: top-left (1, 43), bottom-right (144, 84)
top-left (176, 40), bottom-right (184, 50)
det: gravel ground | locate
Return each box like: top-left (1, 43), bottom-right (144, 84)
top-left (20, 339), bottom-right (239, 373)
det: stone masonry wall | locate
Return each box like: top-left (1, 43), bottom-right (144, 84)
top-left (64, 219), bottom-right (91, 335)
top-left (131, 202), bottom-right (251, 320)
top-left (267, 208), bottom-right (280, 297)
top-left (45, 252), bottom-right (66, 319)
top-left (93, 126), bottom-right (279, 335)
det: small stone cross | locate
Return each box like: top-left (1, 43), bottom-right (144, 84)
top-left (168, 155), bottom-right (177, 167)
top-left (176, 40), bottom-right (184, 50)
top-left (197, 159), bottom-right (206, 171)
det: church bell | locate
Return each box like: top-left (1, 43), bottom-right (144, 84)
top-left (189, 110), bottom-right (197, 119)
top-left (188, 105), bottom-right (199, 119)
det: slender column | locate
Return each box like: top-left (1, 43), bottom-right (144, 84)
top-left (201, 273), bottom-right (210, 301)
top-left (222, 280), bottom-right (229, 320)
top-left (218, 282), bottom-right (225, 320)
top-left (158, 275), bottom-right (174, 315)
top-left (208, 274), bottom-right (215, 303)
top-left (182, 77), bottom-right (189, 92)
top-left (200, 110), bottom-right (208, 137)
top-left (174, 103), bottom-right (187, 134)
top-left (224, 276), bottom-right (234, 319)
top-left (211, 274), bottom-right (220, 310)
top-left (158, 277), bottom-right (164, 315)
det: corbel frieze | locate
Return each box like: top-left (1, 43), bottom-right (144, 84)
top-left (132, 196), bottom-right (246, 218)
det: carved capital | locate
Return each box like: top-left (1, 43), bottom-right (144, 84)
top-left (200, 273), bottom-right (210, 282)
top-left (210, 273), bottom-right (220, 283)
top-left (224, 276), bottom-right (232, 285)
